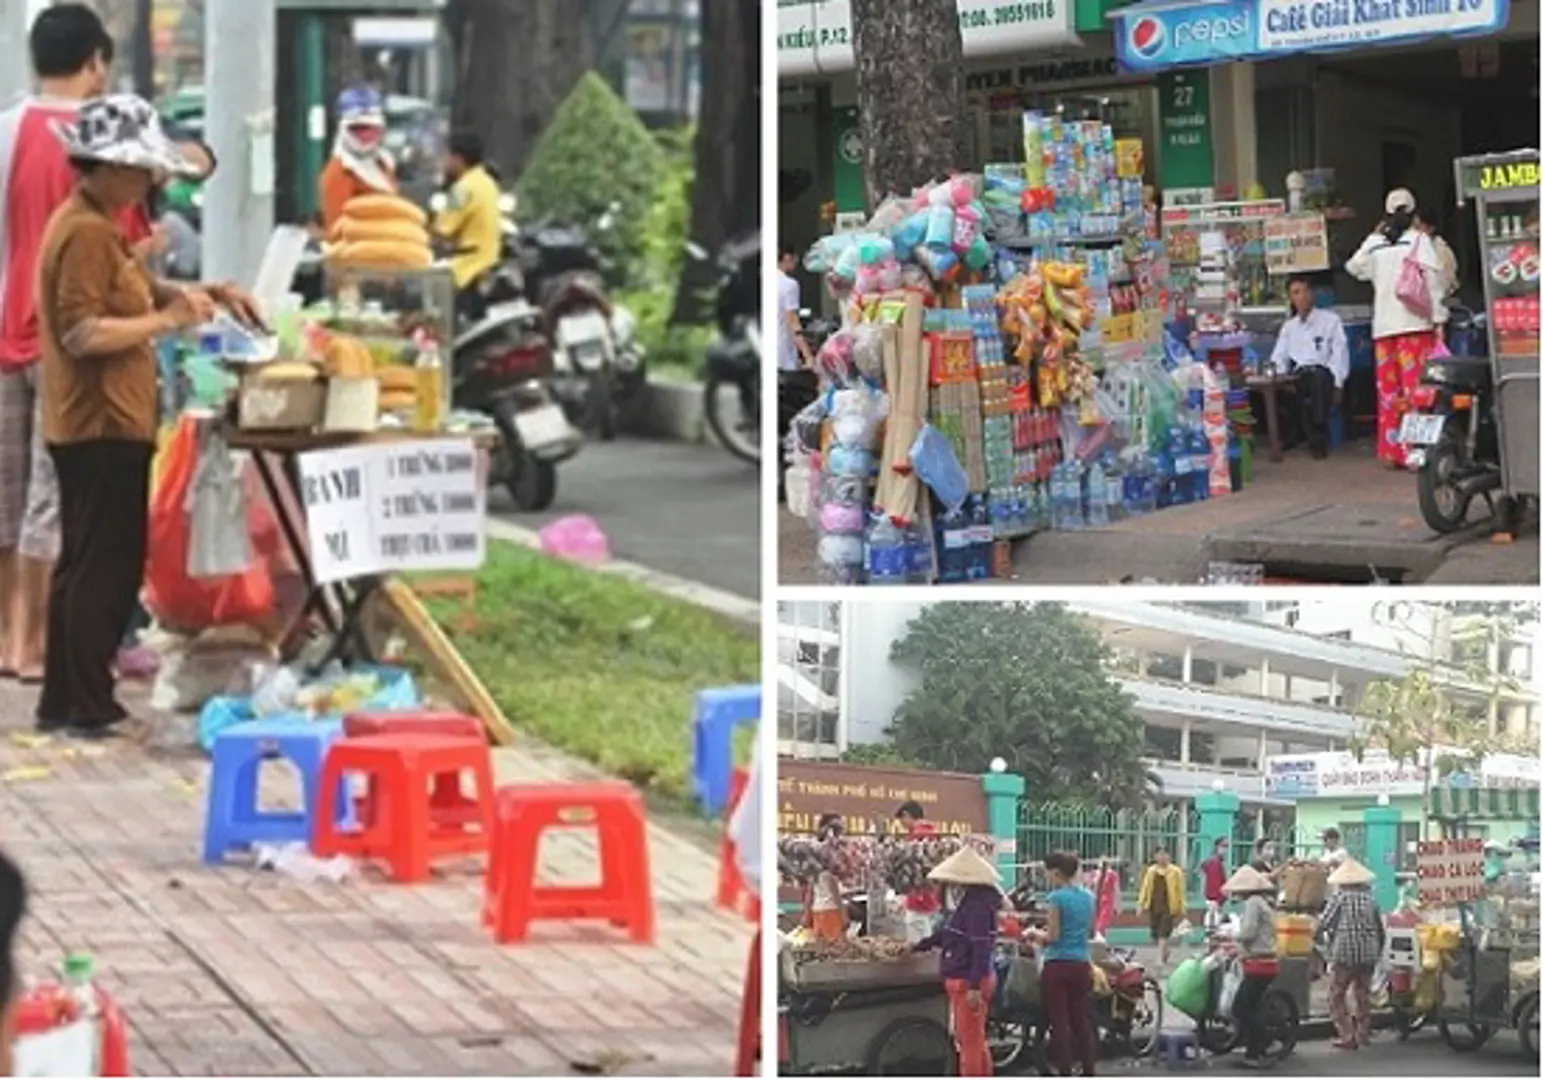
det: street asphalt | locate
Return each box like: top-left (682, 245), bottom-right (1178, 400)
top-left (489, 434), bottom-right (761, 600)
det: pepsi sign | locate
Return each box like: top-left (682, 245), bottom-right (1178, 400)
top-left (1116, 0), bottom-right (1257, 70)
top-left (1113, 0), bottom-right (1506, 72)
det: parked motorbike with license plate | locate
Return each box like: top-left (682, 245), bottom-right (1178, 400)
top-left (696, 231), bottom-right (761, 465)
top-left (516, 203), bottom-right (645, 440)
top-left (450, 270), bottom-right (581, 513)
top-left (1404, 319), bottom-right (1503, 533)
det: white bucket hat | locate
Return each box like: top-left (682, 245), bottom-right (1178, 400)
top-left (927, 845), bottom-right (1002, 890)
top-left (1384, 188), bottom-right (1416, 215)
top-left (1326, 858), bottom-right (1374, 887)
top-left (1223, 865), bottom-right (1275, 896)
top-left (53, 94), bottom-right (198, 178)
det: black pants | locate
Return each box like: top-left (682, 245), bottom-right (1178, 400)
top-left (1232, 972), bottom-right (1276, 1060)
top-left (38, 440), bottom-right (152, 729)
top-left (1296, 365), bottom-right (1335, 456)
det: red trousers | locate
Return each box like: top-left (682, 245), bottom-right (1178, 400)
top-left (945, 973), bottom-right (997, 1076)
top-left (1041, 959), bottom-right (1097, 1076)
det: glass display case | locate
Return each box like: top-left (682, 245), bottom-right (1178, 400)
top-left (1161, 200), bottom-right (1288, 319)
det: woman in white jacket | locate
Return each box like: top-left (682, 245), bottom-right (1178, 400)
top-left (1345, 189), bottom-right (1447, 468)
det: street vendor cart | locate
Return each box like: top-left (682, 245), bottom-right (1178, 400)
top-left (1417, 836), bottom-right (1540, 1057)
top-left (780, 944), bottom-right (953, 1075)
top-left (1451, 150), bottom-right (1540, 530)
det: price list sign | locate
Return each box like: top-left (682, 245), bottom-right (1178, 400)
top-left (297, 438), bottom-right (486, 585)
top-left (1416, 837), bottom-right (1486, 906)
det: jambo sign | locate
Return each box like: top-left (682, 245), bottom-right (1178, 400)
top-left (1416, 837), bottom-right (1486, 905)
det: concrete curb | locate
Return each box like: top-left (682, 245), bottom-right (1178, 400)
top-left (620, 376), bottom-right (705, 442)
top-left (485, 517), bottom-right (759, 633)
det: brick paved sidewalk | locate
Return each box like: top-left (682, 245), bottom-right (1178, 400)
top-left (0, 680), bottom-right (753, 1077)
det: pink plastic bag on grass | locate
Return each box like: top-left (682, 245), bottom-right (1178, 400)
top-left (539, 515), bottom-right (611, 566)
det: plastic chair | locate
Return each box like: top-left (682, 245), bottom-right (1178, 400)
top-left (343, 711), bottom-right (487, 828)
top-left (716, 766), bottom-right (758, 922)
top-left (201, 718), bottom-right (345, 865)
top-left (734, 929), bottom-right (760, 1076)
top-left (312, 733), bottom-right (494, 883)
top-left (483, 781), bottom-right (654, 944)
top-left (692, 684), bottom-right (760, 815)
top-left (1156, 1030), bottom-right (1201, 1070)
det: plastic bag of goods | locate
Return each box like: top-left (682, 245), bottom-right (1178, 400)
top-left (1165, 956), bottom-right (1211, 1019)
top-left (1216, 959), bottom-right (1244, 1019)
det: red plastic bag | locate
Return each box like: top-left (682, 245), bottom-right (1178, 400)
top-left (143, 415), bottom-right (275, 629)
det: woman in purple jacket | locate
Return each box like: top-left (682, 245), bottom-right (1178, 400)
top-left (913, 845), bottom-right (1004, 1076)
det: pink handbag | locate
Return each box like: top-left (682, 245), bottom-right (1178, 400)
top-left (1396, 242), bottom-right (1433, 319)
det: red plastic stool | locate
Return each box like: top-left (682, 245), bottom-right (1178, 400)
top-left (734, 929), bottom-right (760, 1076)
top-left (313, 733), bottom-right (494, 882)
top-left (483, 781), bottom-right (654, 944)
top-left (716, 766), bottom-right (758, 921)
top-left (343, 711), bottom-right (486, 829)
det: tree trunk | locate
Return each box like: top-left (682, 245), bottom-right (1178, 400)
top-left (672, 0), bottom-right (758, 322)
top-left (457, 0), bottom-right (595, 183)
top-left (849, 0), bottom-right (966, 210)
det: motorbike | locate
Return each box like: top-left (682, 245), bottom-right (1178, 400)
top-left (1380, 911), bottom-right (1433, 1040)
top-left (513, 202), bottom-right (644, 441)
top-left (449, 254), bottom-right (582, 513)
top-left (698, 230), bottom-right (761, 465)
top-left (778, 309), bottom-right (835, 499)
top-left (1404, 307), bottom-right (1504, 534)
top-left (1192, 934), bottom-right (1300, 1063)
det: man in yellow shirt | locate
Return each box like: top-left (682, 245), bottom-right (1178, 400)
top-left (433, 131), bottom-right (502, 300)
top-left (1138, 847), bottom-right (1186, 968)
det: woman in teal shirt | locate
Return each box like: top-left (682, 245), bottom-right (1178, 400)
top-left (1027, 851), bottom-right (1099, 1076)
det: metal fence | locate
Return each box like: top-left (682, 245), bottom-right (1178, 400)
top-left (1014, 801), bottom-right (1201, 908)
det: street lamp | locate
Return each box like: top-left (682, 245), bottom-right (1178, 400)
top-left (989, 757), bottom-right (1007, 774)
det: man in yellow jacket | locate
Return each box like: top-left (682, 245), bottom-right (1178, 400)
top-left (1138, 847), bottom-right (1186, 968)
top-left (434, 130), bottom-right (503, 299)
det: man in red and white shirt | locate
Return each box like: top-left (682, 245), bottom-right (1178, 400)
top-left (0, 5), bottom-right (114, 683)
top-left (896, 800), bottom-right (943, 943)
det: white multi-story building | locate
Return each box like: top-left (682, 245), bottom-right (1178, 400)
top-left (777, 599), bottom-right (1540, 810)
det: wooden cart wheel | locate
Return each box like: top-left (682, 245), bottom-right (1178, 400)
top-left (868, 1016), bottom-right (954, 1076)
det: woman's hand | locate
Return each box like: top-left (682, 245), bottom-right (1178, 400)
top-left (209, 282), bottom-right (267, 330)
top-left (133, 225), bottom-right (170, 263)
top-left (164, 287), bottom-right (216, 330)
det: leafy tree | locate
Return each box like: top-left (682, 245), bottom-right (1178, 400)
top-left (516, 72), bottom-right (664, 285)
top-left (884, 603), bottom-right (1153, 806)
top-left (1353, 600), bottom-right (1539, 838)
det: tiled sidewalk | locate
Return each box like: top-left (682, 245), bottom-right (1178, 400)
top-left (0, 681), bottom-right (753, 1076)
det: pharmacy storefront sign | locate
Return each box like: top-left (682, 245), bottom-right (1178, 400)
top-left (1112, 0), bottom-right (1508, 73)
top-left (779, 0), bottom-right (1081, 77)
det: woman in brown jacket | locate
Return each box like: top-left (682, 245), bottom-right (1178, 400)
top-left (35, 94), bottom-right (258, 737)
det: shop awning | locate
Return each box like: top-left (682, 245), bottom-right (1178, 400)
top-left (1108, 0), bottom-right (1511, 74)
top-left (1428, 785), bottom-right (1540, 821)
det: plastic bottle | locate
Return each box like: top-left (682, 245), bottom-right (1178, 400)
top-left (936, 508), bottom-right (968, 583)
top-left (1085, 462), bottom-right (1108, 528)
top-left (967, 497), bottom-right (993, 580)
top-left (1103, 458), bottom-right (1125, 524)
top-left (905, 521), bottom-right (933, 584)
top-left (865, 514), bottom-right (909, 585)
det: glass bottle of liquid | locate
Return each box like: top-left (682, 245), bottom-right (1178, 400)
top-left (414, 341), bottom-right (444, 433)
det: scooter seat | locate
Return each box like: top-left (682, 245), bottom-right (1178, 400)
top-left (1424, 355), bottom-right (1492, 389)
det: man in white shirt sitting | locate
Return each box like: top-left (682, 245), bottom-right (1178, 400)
top-left (1269, 275), bottom-right (1349, 459)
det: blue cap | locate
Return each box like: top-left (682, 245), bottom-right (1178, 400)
top-left (336, 86), bottom-right (384, 121)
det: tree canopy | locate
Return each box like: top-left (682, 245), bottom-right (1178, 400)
top-left (516, 72), bottom-right (664, 286)
top-left (885, 602), bottom-right (1152, 806)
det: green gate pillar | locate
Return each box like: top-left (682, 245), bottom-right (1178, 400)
top-left (292, 12), bottom-right (327, 221)
top-left (1194, 789), bottom-right (1240, 904)
top-left (1195, 789), bottom-right (1241, 861)
top-left (1363, 803), bottom-right (1403, 912)
top-left (983, 771), bottom-right (1027, 885)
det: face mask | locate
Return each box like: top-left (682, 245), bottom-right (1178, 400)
top-left (946, 886), bottom-right (964, 910)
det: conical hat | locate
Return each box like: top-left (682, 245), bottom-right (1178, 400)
top-left (927, 845), bottom-right (1002, 889)
top-left (1327, 858), bottom-right (1374, 887)
top-left (1222, 866), bottom-right (1275, 895)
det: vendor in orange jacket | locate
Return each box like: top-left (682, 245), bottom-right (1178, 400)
top-left (319, 86), bottom-right (396, 231)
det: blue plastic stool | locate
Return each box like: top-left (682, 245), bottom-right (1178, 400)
top-left (202, 717), bottom-right (347, 864)
top-left (691, 684), bottom-right (760, 815)
top-left (1156, 1030), bottom-right (1201, 1070)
